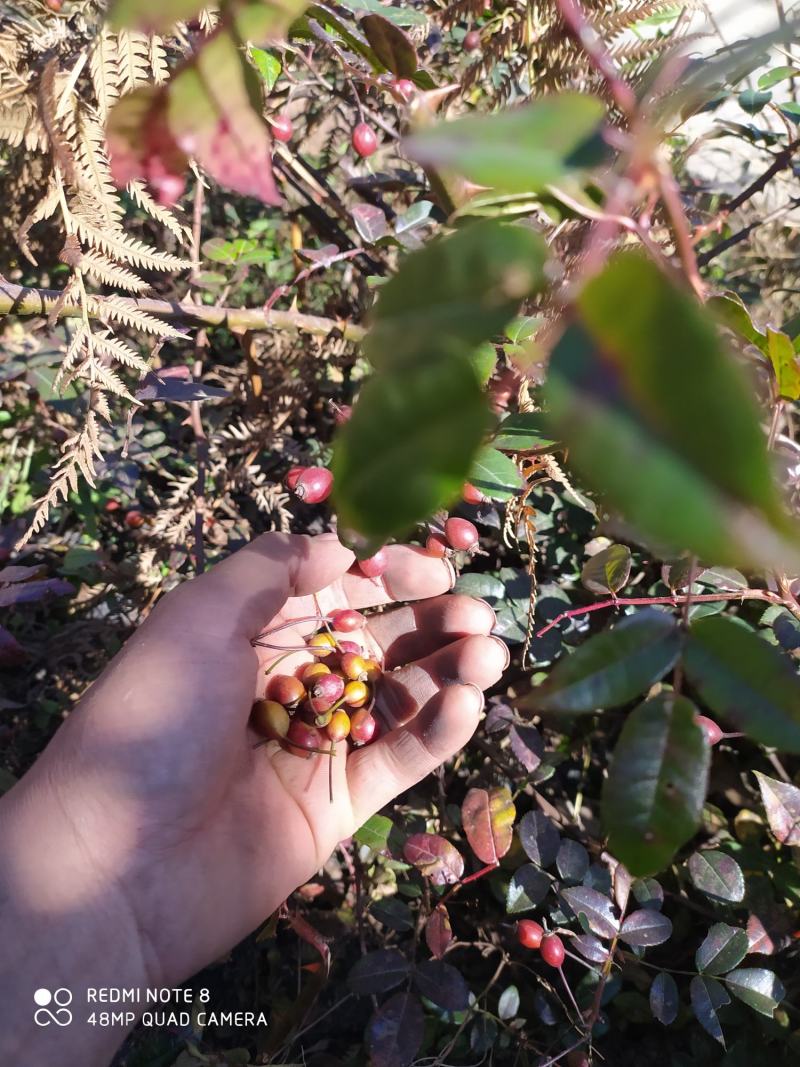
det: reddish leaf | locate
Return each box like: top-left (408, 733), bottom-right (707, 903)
top-left (0, 624), bottom-right (26, 667)
top-left (754, 771), bottom-right (800, 845)
top-left (747, 914), bottom-right (776, 956)
top-left (508, 722), bottom-right (544, 772)
top-left (461, 785), bottom-right (515, 865)
top-left (366, 992), bottom-right (424, 1067)
top-left (285, 911), bottom-right (330, 975)
top-left (0, 578), bottom-right (73, 608)
top-left (403, 833), bottom-right (464, 885)
top-left (360, 14), bottom-right (418, 78)
top-left (425, 905), bottom-right (452, 960)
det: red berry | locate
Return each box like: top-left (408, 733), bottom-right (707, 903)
top-left (104, 500), bottom-right (121, 512)
top-left (350, 709), bottom-right (378, 744)
top-left (340, 652), bottom-right (368, 681)
top-left (251, 699), bottom-right (291, 741)
top-left (271, 113), bottom-right (293, 142)
top-left (462, 482), bottom-right (487, 505)
top-left (309, 672), bottom-right (345, 713)
top-left (268, 675), bottom-right (306, 707)
top-left (425, 532), bottom-right (449, 558)
top-left (540, 934), bottom-right (565, 968)
top-left (333, 403), bottom-right (352, 424)
top-left (337, 639), bottom-right (363, 655)
top-left (286, 466), bottom-right (305, 490)
top-left (392, 78), bottom-right (415, 103)
top-left (352, 122), bottom-right (378, 158)
top-left (696, 715), bottom-right (724, 745)
top-left (292, 466), bottom-right (334, 504)
top-left (125, 510), bottom-right (145, 528)
top-left (464, 29), bottom-right (481, 51)
top-left (517, 919), bottom-right (544, 950)
top-left (329, 608), bottom-right (365, 632)
top-left (46, 0), bottom-right (63, 11)
top-left (444, 517), bottom-right (479, 552)
top-left (358, 549), bottom-right (388, 578)
top-left (286, 720), bottom-right (322, 756)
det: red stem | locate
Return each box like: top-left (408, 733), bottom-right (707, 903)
top-left (535, 589), bottom-right (780, 639)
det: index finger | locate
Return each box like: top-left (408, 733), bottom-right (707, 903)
top-left (340, 544), bottom-right (456, 609)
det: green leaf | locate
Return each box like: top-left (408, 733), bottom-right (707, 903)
top-left (739, 88), bottom-right (773, 114)
top-left (581, 544), bottom-right (632, 595)
top-left (683, 615), bottom-right (800, 751)
top-left (469, 343), bottom-right (497, 385)
top-left (493, 412), bottom-right (557, 452)
top-left (338, 0), bottom-right (428, 27)
top-left (696, 923), bottom-right (749, 976)
top-left (603, 695), bottom-right (709, 876)
top-left (251, 48), bottom-right (282, 92)
top-left (690, 975), bottom-right (729, 1046)
top-left (506, 864), bottom-right (550, 913)
top-left (758, 65), bottom-right (800, 89)
top-left (354, 813), bottom-right (393, 851)
top-left (707, 292), bottom-right (768, 355)
top-left (766, 327), bottom-right (800, 399)
top-left (405, 93), bottom-right (606, 195)
top-left (110, 0), bottom-right (204, 31)
top-left (545, 253), bottom-right (800, 572)
top-left (469, 446), bottom-right (523, 501)
top-left (332, 351), bottom-right (491, 545)
top-left (725, 968), bottom-right (785, 1016)
top-left (360, 14), bottom-right (417, 77)
top-left (688, 850), bottom-right (745, 903)
top-left (364, 221), bottom-right (548, 368)
top-left (524, 610), bottom-right (681, 714)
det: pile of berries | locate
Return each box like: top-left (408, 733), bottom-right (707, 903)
top-left (517, 920), bottom-right (565, 968)
top-left (251, 609), bottom-right (381, 758)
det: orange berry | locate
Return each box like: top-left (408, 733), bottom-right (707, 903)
top-left (251, 700), bottom-right (290, 741)
top-left (362, 659), bottom-right (382, 683)
top-left (308, 632), bottom-right (337, 656)
top-left (299, 662), bottom-right (330, 684)
top-left (269, 675), bottom-right (306, 707)
top-left (327, 709), bottom-right (351, 742)
top-left (340, 652), bottom-right (368, 680)
top-left (343, 680), bottom-right (369, 708)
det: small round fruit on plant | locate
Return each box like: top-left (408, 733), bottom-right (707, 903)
top-left (332, 402), bottom-right (352, 424)
top-left (392, 78), bottom-right (416, 103)
top-left (271, 113), bottom-right (293, 142)
top-left (350, 709), bottom-right (378, 744)
top-left (343, 680), bottom-right (369, 708)
top-left (286, 719), bottom-right (322, 757)
top-left (444, 517), bottom-right (479, 552)
top-left (293, 466), bottom-right (334, 504)
top-left (286, 465), bottom-right (305, 491)
top-left (251, 699), bottom-right (291, 741)
top-left (45, 0), bottom-right (63, 12)
top-left (268, 675), bottom-right (306, 708)
top-left (329, 608), bottom-right (365, 632)
top-left (464, 29), bottom-right (481, 51)
top-left (327, 709), bottom-right (351, 742)
top-left (125, 510), bottom-right (145, 528)
top-left (352, 122), bottom-right (378, 158)
top-left (462, 482), bottom-right (487, 505)
top-left (425, 532), bottom-right (449, 558)
top-left (540, 933), bottom-right (565, 968)
top-left (357, 548), bottom-right (388, 578)
top-left (516, 919), bottom-right (544, 950)
top-left (362, 658), bottom-right (382, 683)
top-left (696, 714), bottom-right (724, 745)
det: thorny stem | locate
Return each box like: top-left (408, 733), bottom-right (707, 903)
top-left (535, 589), bottom-right (785, 639)
top-left (555, 0), bottom-right (637, 118)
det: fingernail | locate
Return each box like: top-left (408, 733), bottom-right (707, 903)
top-left (463, 682), bottom-right (485, 713)
top-left (490, 635), bottom-right (511, 670)
top-left (476, 597), bottom-right (497, 631)
top-left (442, 556), bottom-right (457, 591)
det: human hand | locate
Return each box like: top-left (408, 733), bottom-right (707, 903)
top-left (0, 533), bottom-right (507, 1012)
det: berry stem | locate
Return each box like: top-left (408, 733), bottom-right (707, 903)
top-left (558, 966), bottom-right (585, 1029)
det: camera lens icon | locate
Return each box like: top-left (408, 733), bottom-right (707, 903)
top-left (34, 987), bottom-right (73, 1026)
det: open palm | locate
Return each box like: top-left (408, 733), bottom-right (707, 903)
top-left (22, 532), bottom-right (506, 988)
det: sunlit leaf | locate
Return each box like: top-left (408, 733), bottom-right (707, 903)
top-left (524, 610), bottom-right (680, 714)
top-left (650, 972), bottom-right (679, 1025)
top-left (251, 48), bottom-right (282, 92)
top-left (581, 543), bottom-right (632, 595)
top-left (354, 813), bottom-right (393, 851)
top-left (498, 985), bottom-right (520, 1020)
top-left (493, 411), bottom-right (557, 452)
top-left (405, 94), bottom-right (606, 195)
top-left (572, 932), bottom-right (609, 963)
top-left (561, 886), bottom-right (619, 940)
top-left (366, 992), bottom-right (424, 1067)
top-left (754, 771), bottom-right (800, 845)
top-left (348, 949), bottom-right (411, 995)
top-left (619, 910), bottom-right (672, 947)
top-left (688, 850), bottom-right (745, 903)
top-left (403, 833), bottom-right (464, 885)
top-left (766, 327), bottom-right (800, 400)
top-left (352, 203), bottom-right (389, 244)
top-left (556, 839), bottom-right (590, 883)
top-left (603, 695), bottom-right (709, 876)
top-left (462, 785), bottom-right (516, 864)
top-left (690, 975), bottom-right (729, 1046)
top-left (425, 905), bottom-right (452, 959)
top-left (684, 616), bottom-right (800, 751)
top-left (469, 446), bottom-right (523, 501)
top-left (506, 864), bottom-right (550, 913)
top-left (696, 923), bottom-right (749, 976)
top-left (725, 968), bottom-right (785, 1016)
top-left (545, 253), bottom-right (800, 572)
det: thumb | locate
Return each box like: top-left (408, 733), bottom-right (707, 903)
top-left (156, 532), bottom-right (355, 639)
